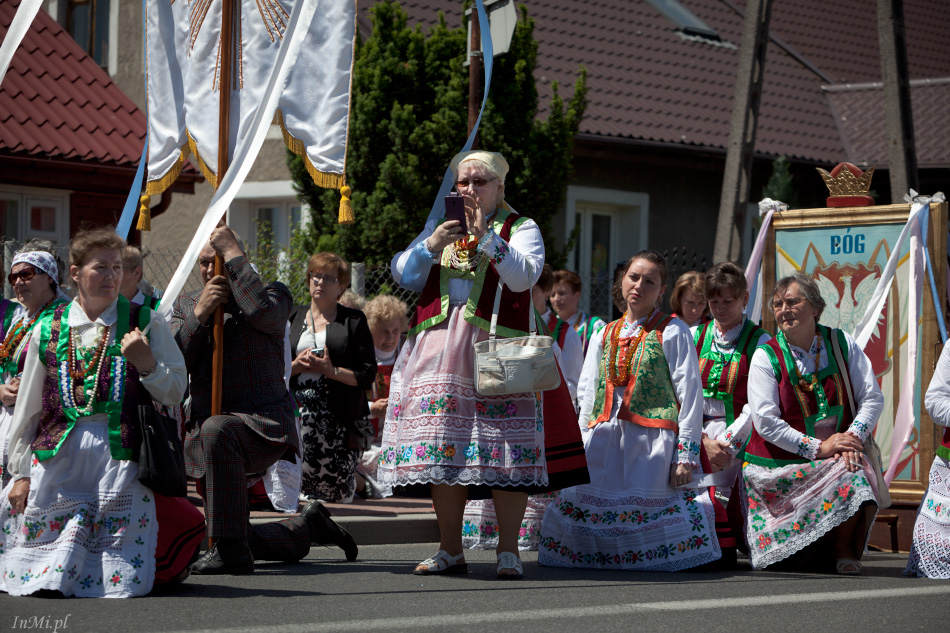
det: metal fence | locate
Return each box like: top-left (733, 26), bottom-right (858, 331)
top-left (1, 239), bottom-right (707, 321)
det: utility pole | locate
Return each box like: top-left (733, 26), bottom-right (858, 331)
top-left (713, 0), bottom-right (773, 263)
top-left (467, 6), bottom-right (481, 146)
top-left (877, 0), bottom-right (918, 201)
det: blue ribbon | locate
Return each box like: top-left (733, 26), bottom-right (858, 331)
top-left (116, 0), bottom-right (150, 240)
top-left (426, 0), bottom-right (494, 222)
top-left (116, 132), bottom-right (148, 239)
top-left (919, 203), bottom-right (947, 342)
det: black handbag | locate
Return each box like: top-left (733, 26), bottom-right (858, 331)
top-left (137, 405), bottom-right (188, 497)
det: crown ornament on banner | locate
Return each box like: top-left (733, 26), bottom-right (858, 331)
top-left (816, 162), bottom-right (875, 207)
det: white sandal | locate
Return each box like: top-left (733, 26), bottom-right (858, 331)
top-left (496, 551), bottom-right (523, 579)
top-left (413, 550), bottom-right (468, 575)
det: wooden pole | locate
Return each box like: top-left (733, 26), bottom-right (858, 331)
top-left (876, 0), bottom-right (919, 202)
top-left (467, 6), bottom-right (481, 144)
top-left (211, 0), bottom-right (235, 416)
top-left (713, 0), bottom-right (773, 264)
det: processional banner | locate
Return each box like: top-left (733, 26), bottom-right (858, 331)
top-left (144, 0), bottom-right (356, 197)
top-left (765, 202), bottom-right (948, 499)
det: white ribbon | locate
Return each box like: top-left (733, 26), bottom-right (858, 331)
top-left (156, 0), bottom-right (318, 316)
top-left (851, 200), bottom-right (929, 349)
top-left (0, 0), bottom-right (43, 88)
top-left (743, 198), bottom-right (785, 323)
top-left (885, 217), bottom-right (923, 485)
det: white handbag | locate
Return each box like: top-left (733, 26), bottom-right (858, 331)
top-left (473, 279), bottom-right (561, 396)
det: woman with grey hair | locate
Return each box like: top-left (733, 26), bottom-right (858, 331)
top-left (740, 271), bottom-right (884, 573)
top-left (0, 240), bottom-right (68, 486)
top-left (379, 150), bottom-right (561, 579)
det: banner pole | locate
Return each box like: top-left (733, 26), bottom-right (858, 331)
top-left (211, 0), bottom-right (235, 417)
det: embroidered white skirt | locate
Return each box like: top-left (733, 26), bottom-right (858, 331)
top-left (0, 417), bottom-right (158, 598)
top-left (377, 306), bottom-right (547, 490)
top-left (462, 492), bottom-right (557, 551)
top-left (538, 418), bottom-right (720, 571)
top-left (904, 456), bottom-right (950, 578)
top-left (741, 457), bottom-right (878, 570)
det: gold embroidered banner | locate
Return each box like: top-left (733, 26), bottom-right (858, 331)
top-left (144, 0), bottom-right (355, 196)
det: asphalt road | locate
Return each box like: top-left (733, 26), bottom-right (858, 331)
top-left (0, 545), bottom-right (946, 633)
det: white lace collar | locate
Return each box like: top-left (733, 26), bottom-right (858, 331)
top-left (67, 298), bottom-right (118, 328)
top-left (713, 319), bottom-right (746, 349)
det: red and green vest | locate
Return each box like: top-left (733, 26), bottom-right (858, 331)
top-left (589, 312), bottom-right (679, 432)
top-left (743, 326), bottom-right (854, 467)
top-left (0, 298), bottom-right (66, 377)
top-left (938, 428), bottom-right (950, 461)
top-left (408, 207), bottom-right (532, 338)
top-left (31, 297), bottom-right (151, 462)
top-left (545, 312), bottom-right (570, 350)
top-left (573, 312), bottom-right (603, 355)
top-left (694, 318), bottom-right (768, 427)
top-left (0, 299), bottom-right (17, 343)
top-left (139, 294), bottom-right (161, 310)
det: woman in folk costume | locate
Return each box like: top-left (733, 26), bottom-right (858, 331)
top-left (549, 269), bottom-right (606, 355)
top-left (355, 294), bottom-right (410, 499)
top-left (694, 263), bottom-right (771, 491)
top-left (905, 343), bottom-right (950, 578)
top-left (742, 272), bottom-right (882, 574)
top-left (378, 150), bottom-right (587, 579)
top-left (0, 242), bottom-right (69, 486)
top-left (462, 264), bottom-right (584, 552)
top-left (539, 250), bottom-right (721, 571)
top-left (692, 263), bottom-right (770, 567)
top-left (671, 270), bottom-right (710, 330)
top-left (0, 229), bottom-right (204, 597)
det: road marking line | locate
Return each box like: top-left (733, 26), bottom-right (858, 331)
top-left (166, 584), bottom-right (950, 633)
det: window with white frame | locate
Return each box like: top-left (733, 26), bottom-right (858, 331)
top-left (565, 186), bottom-right (649, 318)
top-left (228, 180), bottom-right (306, 253)
top-left (0, 188), bottom-right (70, 246)
top-left (253, 201), bottom-right (303, 250)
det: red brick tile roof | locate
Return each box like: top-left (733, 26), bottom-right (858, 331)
top-left (367, 0), bottom-right (950, 167)
top-left (0, 1), bottom-right (145, 166)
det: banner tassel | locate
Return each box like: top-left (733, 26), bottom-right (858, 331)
top-left (136, 194), bottom-right (152, 231)
top-left (338, 185), bottom-right (354, 224)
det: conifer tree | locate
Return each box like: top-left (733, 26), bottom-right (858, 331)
top-left (288, 1), bottom-right (587, 267)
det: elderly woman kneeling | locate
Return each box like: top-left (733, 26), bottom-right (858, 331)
top-left (742, 272), bottom-right (883, 574)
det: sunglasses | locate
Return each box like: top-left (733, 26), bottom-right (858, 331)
top-left (7, 267), bottom-right (38, 285)
top-left (455, 177), bottom-right (497, 189)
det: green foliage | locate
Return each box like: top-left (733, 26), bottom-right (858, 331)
top-left (762, 154), bottom-right (799, 209)
top-left (246, 219), bottom-right (315, 305)
top-left (288, 1), bottom-right (587, 268)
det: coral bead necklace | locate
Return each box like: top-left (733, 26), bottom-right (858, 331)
top-left (606, 314), bottom-right (647, 386)
top-left (0, 297), bottom-right (55, 363)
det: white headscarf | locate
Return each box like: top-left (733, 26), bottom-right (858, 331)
top-left (449, 150), bottom-right (509, 184)
top-left (11, 251), bottom-right (69, 302)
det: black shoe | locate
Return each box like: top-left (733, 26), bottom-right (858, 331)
top-left (301, 500), bottom-right (358, 562)
top-left (190, 538), bottom-right (255, 575)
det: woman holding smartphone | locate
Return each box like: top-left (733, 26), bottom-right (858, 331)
top-left (289, 252), bottom-right (376, 503)
top-left (378, 150), bottom-right (554, 579)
